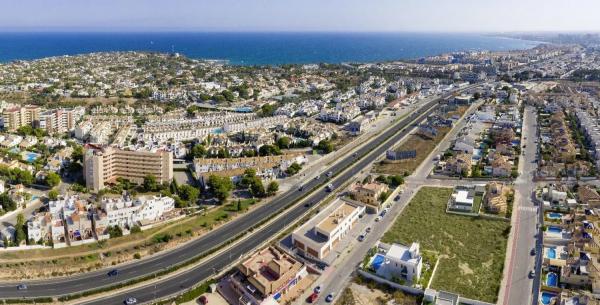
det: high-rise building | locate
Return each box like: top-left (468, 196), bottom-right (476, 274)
top-left (83, 144), bottom-right (173, 192)
top-left (39, 107), bottom-right (84, 134)
top-left (2, 105), bottom-right (41, 131)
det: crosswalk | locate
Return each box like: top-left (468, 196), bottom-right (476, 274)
top-left (518, 206), bottom-right (538, 213)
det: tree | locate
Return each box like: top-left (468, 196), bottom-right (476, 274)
top-left (207, 175), bottom-right (234, 202)
top-left (45, 172), bottom-right (61, 187)
top-left (107, 226), bottom-right (123, 238)
top-left (71, 145), bottom-right (84, 163)
top-left (178, 184), bottom-right (200, 204)
top-left (267, 181), bottom-right (279, 196)
top-left (143, 175), bottom-right (157, 192)
top-left (15, 213), bottom-right (26, 245)
top-left (48, 189), bottom-right (59, 201)
top-left (250, 179), bottom-right (265, 198)
top-left (285, 162), bottom-right (302, 176)
top-left (0, 193), bottom-right (17, 212)
top-left (190, 144), bottom-right (207, 158)
top-left (276, 137), bottom-right (291, 149)
top-left (259, 103), bottom-right (276, 117)
top-left (258, 144), bottom-right (281, 156)
top-left (317, 140), bottom-right (334, 154)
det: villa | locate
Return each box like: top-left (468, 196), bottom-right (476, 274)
top-left (369, 241), bottom-right (423, 285)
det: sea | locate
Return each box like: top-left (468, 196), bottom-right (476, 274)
top-left (0, 32), bottom-right (539, 66)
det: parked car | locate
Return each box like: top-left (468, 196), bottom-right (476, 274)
top-left (366, 227), bottom-right (371, 233)
top-left (198, 295), bottom-right (208, 305)
top-left (17, 284), bottom-right (27, 290)
top-left (529, 270), bottom-right (536, 279)
top-left (307, 292), bottom-right (319, 303)
top-left (314, 286), bottom-right (322, 294)
top-left (358, 234), bottom-right (365, 242)
top-left (375, 216), bottom-right (382, 222)
top-left (124, 297), bottom-right (137, 305)
top-left (530, 248), bottom-right (536, 256)
top-left (325, 293), bottom-right (335, 303)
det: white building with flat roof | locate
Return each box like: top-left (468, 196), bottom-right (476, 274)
top-left (291, 199), bottom-right (364, 260)
top-left (372, 242), bottom-right (423, 284)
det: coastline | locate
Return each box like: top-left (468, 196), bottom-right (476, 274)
top-left (0, 32), bottom-right (539, 66)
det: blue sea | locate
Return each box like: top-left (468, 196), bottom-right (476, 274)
top-left (0, 32), bottom-right (538, 65)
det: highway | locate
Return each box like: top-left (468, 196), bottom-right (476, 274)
top-left (0, 88), bottom-right (464, 303)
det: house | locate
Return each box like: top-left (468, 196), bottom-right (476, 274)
top-left (485, 182), bottom-right (509, 214)
top-left (444, 153), bottom-right (472, 176)
top-left (448, 186), bottom-right (480, 211)
top-left (417, 124), bottom-right (438, 139)
top-left (579, 185), bottom-right (600, 207)
top-left (219, 246), bottom-right (307, 305)
top-left (371, 242), bottom-right (423, 284)
top-left (453, 139), bottom-right (475, 154)
top-left (349, 182), bottom-right (389, 212)
top-left (491, 153), bottom-right (512, 177)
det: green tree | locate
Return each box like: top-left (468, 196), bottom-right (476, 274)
top-left (143, 175), bottom-right (157, 192)
top-left (267, 181), bottom-right (279, 196)
top-left (190, 144), bottom-right (207, 158)
top-left (15, 213), bottom-right (26, 245)
top-left (45, 172), bottom-right (61, 187)
top-left (0, 193), bottom-right (17, 212)
top-left (207, 175), bottom-right (234, 202)
top-left (285, 162), bottom-right (302, 176)
top-left (259, 103), bottom-right (276, 117)
top-left (317, 140), bottom-right (334, 154)
top-left (250, 179), bottom-right (265, 198)
top-left (107, 226), bottom-right (123, 238)
top-left (178, 184), bottom-right (200, 204)
top-left (276, 137), bottom-right (291, 149)
top-left (48, 189), bottom-right (59, 201)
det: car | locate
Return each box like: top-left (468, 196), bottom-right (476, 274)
top-left (358, 234), bottom-right (365, 241)
top-left (304, 202), bottom-right (311, 208)
top-left (124, 297), bottom-right (137, 305)
top-left (325, 293), bottom-right (334, 303)
top-left (307, 292), bottom-right (319, 303)
top-left (314, 285), bottom-right (322, 294)
top-left (394, 195), bottom-right (401, 201)
top-left (299, 186), bottom-right (304, 191)
top-left (108, 269), bottom-right (119, 276)
top-left (315, 175), bottom-right (320, 180)
top-left (530, 248), bottom-right (536, 256)
top-left (366, 227), bottom-right (371, 233)
top-left (17, 284), bottom-right (27, 290)
top-left (353, 152), bottom-right (357, 157)
top-left (529, 270), bottom-right (536, 279)
top-left (375, 216), bottom-right (381, 222)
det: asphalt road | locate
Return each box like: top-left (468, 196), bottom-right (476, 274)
top-left (0, 90), bottom-right (462, 303)
top-left (502, 106), bottom-right (541, 305)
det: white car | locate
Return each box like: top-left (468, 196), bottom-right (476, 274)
top-left (375, 216), bottom-right (382, 222)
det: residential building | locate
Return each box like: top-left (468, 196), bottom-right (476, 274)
top-left (371, 242), bottom-right (423, 284)
top-left (84, 144), bottom-right (173, 191)
top-left (349, 181), bottom-right (389, 212)
top-left (579, 185), bottom-right (600, 207)
top-left (39, 107), bottom-right (84, 134)
top-left (100, 195), bottom-right (175, 229)
top-left (292, 200), bottom-right (365, 260)
top-left (2, 105), bottom-right (41, 131)
top-left (484, 182), bottom-right (509, 214)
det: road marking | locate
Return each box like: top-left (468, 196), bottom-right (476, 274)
top-left (518, 206), bottom-right (537, 213)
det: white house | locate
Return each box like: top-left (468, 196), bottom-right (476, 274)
top-left (373, 242), bottom-right (423, 284)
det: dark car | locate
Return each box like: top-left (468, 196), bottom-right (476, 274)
top-left (530, 248), bottom-right (536, 256)
top-left (124, 297), bottom-right (137, 305)
top-left (108, 269), bottom-right (119, 277)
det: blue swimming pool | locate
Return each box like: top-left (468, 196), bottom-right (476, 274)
top-left (540, 292), bottom-right (556, 305)
top-left (371, 254), bottom-right (385, 271)
top-left (547, 226), bottom-right (562, 234)
top-left (546, 272), bottom-right (558, 287)
top-left (547, 212), bottom-right (563, 219)
top-left (23, 151), bottom-right (40, 163)
top-left (546, 248), bottom-right (556, 259)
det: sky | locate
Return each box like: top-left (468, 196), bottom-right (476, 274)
top-left (1, 0), bottom-right (600, 33)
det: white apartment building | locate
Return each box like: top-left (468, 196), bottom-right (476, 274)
top-left (100, 195), bottom-right (175, 228)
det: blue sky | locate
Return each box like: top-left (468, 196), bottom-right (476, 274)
top-left (1, 0), bottom-right (600, 32)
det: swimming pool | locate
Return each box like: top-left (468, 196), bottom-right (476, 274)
top-left (547, 226), bottom-right (562, 234)
top-left (547, 212), bottom-right (563, 220)
top-left (546, 272), bottom-right (558, 287)
top-left (371, 254), bottom-right (385, 271)
top-left (545, 248), bottom-right (556, 259)
top-left (22, 151), bottom-right (40, 163)
top-left (540, 292), bottom-right (557, 305)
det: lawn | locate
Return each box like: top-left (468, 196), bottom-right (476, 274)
top-left (381, 187), bottom-right (510, 302)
